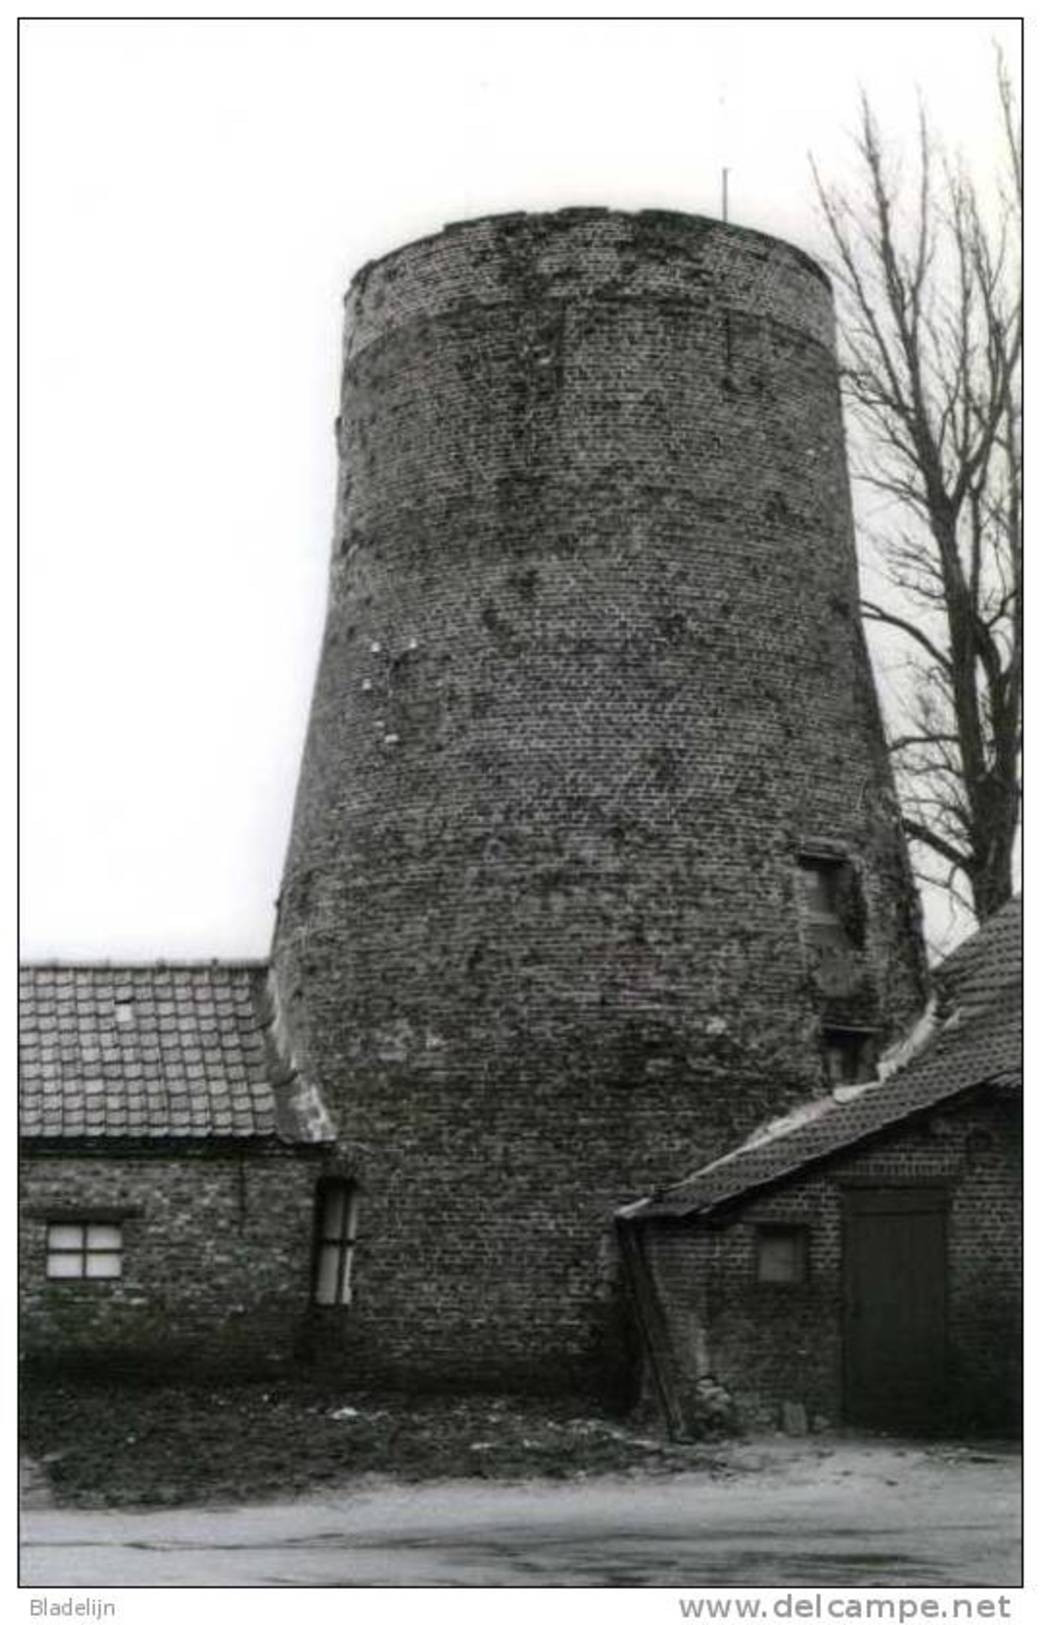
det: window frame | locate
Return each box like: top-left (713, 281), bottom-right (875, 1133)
top-left (820, 1024), bottom-right (878, 1088)
top-left (753, 1223), bottom-right (810, 1286)
top-left (45, 1219), bottom-right (124, 1281)
top-left (796, 857), bottom-right (848, 949)
top-left (795, 850), bottom-right (866, 953)
top-left (311, 1179), bottom-right (359, 1307)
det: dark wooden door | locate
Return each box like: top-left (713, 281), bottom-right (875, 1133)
top-left (843, 1186), bottom-right (948, 1432)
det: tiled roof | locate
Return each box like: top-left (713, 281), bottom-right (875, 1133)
top-left (624, 897), bottom-right (1022, 1221)
top-left (933, 893), bottom-right (1022, 1012)
top-left (19, 962), bottom-right (336, 1145)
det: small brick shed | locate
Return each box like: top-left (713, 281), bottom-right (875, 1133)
top-left (18, 962), bottom-right (347, 1373)
top-left (618, 899), bottom-right (1022, 1437)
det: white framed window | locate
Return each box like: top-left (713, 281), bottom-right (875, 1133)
top-left (46, 1221), bottom-right (123, 1280)
top-left (312, 1181), bottom-right (359, 1306)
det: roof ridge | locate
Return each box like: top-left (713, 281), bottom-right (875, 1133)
top-left (20, 958), bottom-right (270, 970)
top-left (624, 1046), bottom-right (1018, 1222)
top-left (623, 915), bottom-right (1022, 1222)
top-left (19, 959), bottom-right (334, 1146)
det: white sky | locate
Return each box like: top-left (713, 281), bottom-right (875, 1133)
top-left (19, 16), bottom-right (1022, 962)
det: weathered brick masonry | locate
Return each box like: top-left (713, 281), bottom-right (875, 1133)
top-left (20, 1147), bottom-right (326, 1372)
top-left (273, 209), bottom-right (926, 1394)
top-left (624, 901), bottom-right (1021, 1434)
top-left (642, 1094), bottom-right (1021, 1433)
top-left (18, 962), bottom-right (339, 1373)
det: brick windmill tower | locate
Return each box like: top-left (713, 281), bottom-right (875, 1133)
top-left (273, 209), bottom-right (925, 1396)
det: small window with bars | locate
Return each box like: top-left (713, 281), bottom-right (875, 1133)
top-left (312, 1181), bottom-right (359, 1306)
top-left (46, 1221), bottom-right (123, 1280)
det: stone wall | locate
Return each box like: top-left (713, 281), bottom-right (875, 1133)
top-left (642, 1091), bottom-right (1021, 1433)
top-left (273, 208), bottom-right (926, 1393)
top-left (19, 1146), bottom-right (329, 1373)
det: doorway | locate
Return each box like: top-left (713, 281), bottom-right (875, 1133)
top-left (842, 1185), bottom-right (948, 1431)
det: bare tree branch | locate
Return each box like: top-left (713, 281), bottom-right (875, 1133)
top-left (812, 62), bottom-right (1021, 924)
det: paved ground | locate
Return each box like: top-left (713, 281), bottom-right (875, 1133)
top-left (20, 1438), bottom-right (1021, 1588)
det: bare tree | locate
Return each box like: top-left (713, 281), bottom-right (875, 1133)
top-left (812, 57), bottom-right (1021, 925)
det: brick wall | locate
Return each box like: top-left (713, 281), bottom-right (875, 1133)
top-left (643, 1091), bottom-right (1021, 1432)
top-left (273, 208), bottom-right (926, 1393)
top-left (19, 1146), bottom-right (331, 1373)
